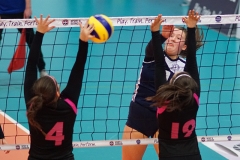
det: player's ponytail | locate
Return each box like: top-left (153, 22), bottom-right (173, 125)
top-left (27, 95), bottom-right (46, 136)
top-left (26, 76), bottom-right (58, 136)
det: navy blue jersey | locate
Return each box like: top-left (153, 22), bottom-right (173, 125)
top-left (132, 37), bottom-right (186, 110)
top-left (152, 28), bottom-right (201, 158)
top-left (24, 32), bottom-right (88, 159)
top-left (0, 0), bottom-right (25, 14)
top-left (0, 125), bottom-right (4, 139)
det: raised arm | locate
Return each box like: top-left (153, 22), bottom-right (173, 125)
top-left (24, 15), bottom-right (55, 105)
top-left (61, 22), bottom-right (94, 106)
top-left (151, 15), bottom-right (168, 90)
top-left (145, 25), bottom-right (173, 62)
top-left (183, 10), bottom-right (201, 96)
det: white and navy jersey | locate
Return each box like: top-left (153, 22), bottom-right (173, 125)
top-left (132, 37), bottom-right (186, 110)
top-left (152, 28), bottom-right (201, 158)
top-left (24, 32), bottom-right (88, 159)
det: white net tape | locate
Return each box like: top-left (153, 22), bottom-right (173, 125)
top-left (0, 14), bottom-right (240, 29)
top-left (1, 135), bottom-right (240, 150)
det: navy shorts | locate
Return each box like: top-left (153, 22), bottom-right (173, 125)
top-left (126, 101), bottom-right (158, 137)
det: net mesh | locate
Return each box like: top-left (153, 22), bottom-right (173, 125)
top-left (0, 15), bottom-right (240, 150)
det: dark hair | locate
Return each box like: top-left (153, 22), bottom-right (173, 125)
top-left (175, 26), bottom-right (204, 58)
top-left (27, 76), bottom-right (58, 135)
top-left (146, 72), bottom-right (199, 112)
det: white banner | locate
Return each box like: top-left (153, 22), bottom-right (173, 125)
top-left (1, 14), bottom-right (240, 29)
top-left (1, 135), bottom-right (240, 150)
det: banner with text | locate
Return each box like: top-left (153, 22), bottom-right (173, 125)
top-left (189, 0), bottom-right (239, 36)
top-left (1, 15), bottom-right (240, 29)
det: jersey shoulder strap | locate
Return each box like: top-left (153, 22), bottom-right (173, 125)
top-left (64, 98), bottom-right (77, 114)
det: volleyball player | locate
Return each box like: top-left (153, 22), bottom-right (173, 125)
top-left (24, 15), bottom-right (94, 160)
top-left (147, 10), bottom-right (202, 159)
top-left (122, 12), bottom-right (203, 160)
top-left (0, 124), bottom-right (10, 154)
top-left (0, 0), bottom-right (47, 76)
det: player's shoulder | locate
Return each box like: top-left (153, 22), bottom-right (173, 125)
top-left (178, 56), bottom-right (186, 63)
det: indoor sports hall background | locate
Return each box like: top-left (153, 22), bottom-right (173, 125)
top-left (1, 0), bottom-right (240, 159)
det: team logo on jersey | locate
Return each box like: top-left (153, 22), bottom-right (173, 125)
top-left (171, 63), bottom-right (180, 72)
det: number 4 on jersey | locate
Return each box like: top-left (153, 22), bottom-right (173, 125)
top-left (45, 122), bottom-right (65, 146)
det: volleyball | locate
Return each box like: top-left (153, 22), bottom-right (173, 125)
top-left (88, 14), bottom-right (114, 43)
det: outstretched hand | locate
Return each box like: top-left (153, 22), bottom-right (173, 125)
top-left (34, 15), bottom-right (55, 34)
top-left (79, 21), bottom-right (95, 42)
top-left (161, 25), bottom-right (174, 39)
top-left (151, 14), bottom-right (165, 32)
top-left (182, 10), bottom-right (200, 28)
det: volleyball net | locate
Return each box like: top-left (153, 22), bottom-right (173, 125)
top-left (0, 14), bottom-right (240, 150)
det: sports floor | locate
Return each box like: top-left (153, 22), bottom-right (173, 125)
top-left (0, 0), bottom-right (240, 159)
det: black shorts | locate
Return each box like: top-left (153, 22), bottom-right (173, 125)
top-left (28, 154), bottom-right (74, 160)
top-left (159, 137), bottom-right (201, 160)
top-left (126, 101), bottom-right (158, 137)
top-left (159, 154), bottom-right (202, 160)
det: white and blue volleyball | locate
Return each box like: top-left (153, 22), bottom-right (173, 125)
top-left (88, 14), bottom-right (114, 43)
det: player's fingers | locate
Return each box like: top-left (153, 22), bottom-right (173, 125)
top-left (34, 16), bottom-right (39, 24)
top-left (39, 14), bottom-right (43, 23)
top-left (182, 17), bottom-right (187, 23)
top-left (46, 19), bottom-right (55, 26)
top-left (158, 14), bottom-right (162, 19)
top-left (88, 23), bottom-right (94, 30)
top-left (84, 20), bottom-right (89, 28)
top-left (48, 26), bottom-right (55, 31)
top-left (89, 35), bottom-right (95, 39)
top-left (79, 22), bottom-right (83, 28)
top-left (44, 15), bottom-right (50, 22)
